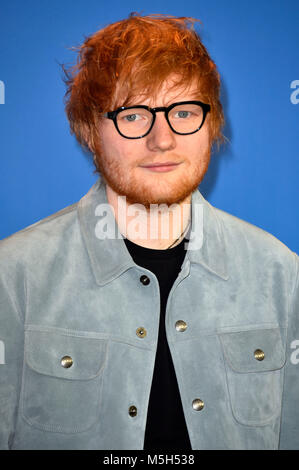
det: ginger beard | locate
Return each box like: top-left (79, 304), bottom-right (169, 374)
top-left (93, 139), bottom-right (211, 208)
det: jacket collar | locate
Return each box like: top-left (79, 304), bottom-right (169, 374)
top-left (78, 178), bottom-right (229, 286)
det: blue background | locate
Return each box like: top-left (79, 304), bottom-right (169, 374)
top-left (0, 0), bottom-right (298, 253)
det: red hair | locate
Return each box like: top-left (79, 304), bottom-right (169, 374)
top-left (63, 13), bottom-right (224, 161)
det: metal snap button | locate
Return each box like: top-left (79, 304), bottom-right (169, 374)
top-left (136, 327), bottom-right (147, 338)
top-left (192, 398), bottom-right (204, 411)
top-left (175, 320), bottom-right (187, 332)
top-left (129, 405), bottom-right (137, 417)
top-left (140, 275), bottom-right (150, 285)
top-left (254, 349), bottom-right (265, 361)
top-left (61, 355), bottom-right (73, 368)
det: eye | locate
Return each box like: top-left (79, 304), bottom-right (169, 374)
top-left (123, 113), bottom-right (141, 122)
top-left (174, 110), bottom-right (191, 119)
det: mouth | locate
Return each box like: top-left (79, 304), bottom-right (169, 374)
top-left (139, 161), bottom-right (182, 173)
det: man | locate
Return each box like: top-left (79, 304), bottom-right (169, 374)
top-left (0, 14), bottom-right (298, 450)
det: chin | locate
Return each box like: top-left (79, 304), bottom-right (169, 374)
top-left (123, 180), bottom-right (199, 208)
top-left (99, 158), bottom-right (210, 208)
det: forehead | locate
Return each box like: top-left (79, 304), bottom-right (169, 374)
top-left (143, 80), bottom-right (200, 107)
top-left (114, 74), bottom-right (201, 109)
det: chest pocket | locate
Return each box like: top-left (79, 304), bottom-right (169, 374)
top-left (22, 329), bottom-right (108, 434)
top-left (219, 327), bottom-right (286, 426)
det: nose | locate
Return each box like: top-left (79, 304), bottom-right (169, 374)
top-left (146, 112), bottom-right (176, 152)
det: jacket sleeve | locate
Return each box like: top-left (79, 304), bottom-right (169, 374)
top-left (279, 252), bottom-right (299, 449)
top-left (0, 275), bottom-right (24, 449)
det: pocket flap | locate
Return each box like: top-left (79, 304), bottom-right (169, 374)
top-left (25, 329), bottom-right (107, 380)
top-left (219, 327), bottom-right (286, 373)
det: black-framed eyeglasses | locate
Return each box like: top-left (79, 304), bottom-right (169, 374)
top-left (103, 100), bottom-right (211, 139)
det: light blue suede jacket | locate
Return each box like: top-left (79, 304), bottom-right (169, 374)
top-left (0, 178), bottom-right (298, 450)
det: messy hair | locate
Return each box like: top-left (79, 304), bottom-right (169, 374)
top-left (62, 13), bottom-right (225, 159)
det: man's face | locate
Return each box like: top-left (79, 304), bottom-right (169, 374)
top-left (95, 77), bottom-right (211, 207)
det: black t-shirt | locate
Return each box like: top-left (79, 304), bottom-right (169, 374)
top-left (124, 237), bottom-right (192, 450)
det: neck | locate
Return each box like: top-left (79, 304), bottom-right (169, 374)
top-left (106, 186), bottom-right (192, 250)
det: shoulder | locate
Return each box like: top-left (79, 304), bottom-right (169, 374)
top-left (0, 202), bottom-right (79, 267)
top-left (0, 202), bottom-right (81, 319)
top-left (213, 204), bottom-right (298, 277)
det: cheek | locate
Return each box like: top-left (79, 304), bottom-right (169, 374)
top-left (97, 124), bottom-right (127, 160)
top-left (181, 135), bottom-right (209, 158)
top-left (112, 141), bottom-right (146, 164)
top-left (98, 134), bottom-right (124, 161)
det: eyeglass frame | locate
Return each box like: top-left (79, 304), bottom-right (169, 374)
top-left (102, 100), bottom-right (211, 139)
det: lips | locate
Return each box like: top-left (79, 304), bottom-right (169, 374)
top-left (140, 161), bottom-right (182, 173)
top-left (141, 162), bottom-right (181, 173)
top-left (142, 161), bottom-right (179, 167)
